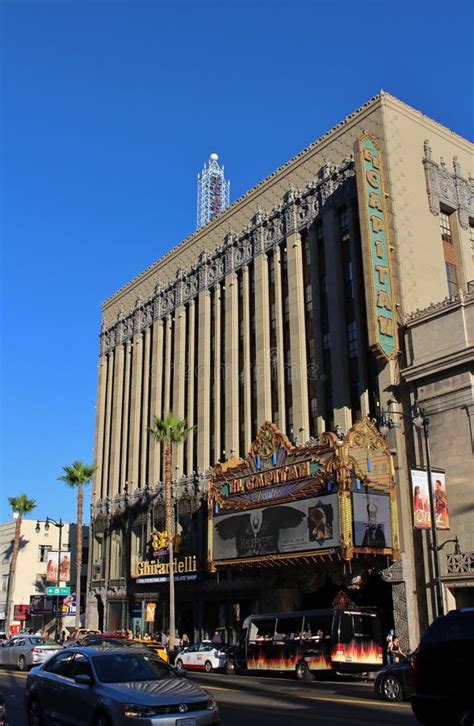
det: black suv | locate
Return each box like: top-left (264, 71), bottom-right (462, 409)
top-left (412, 608), bottom-right (474, 725)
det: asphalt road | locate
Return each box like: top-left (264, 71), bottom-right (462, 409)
top-left (0, 666), bottom-right (418, 725)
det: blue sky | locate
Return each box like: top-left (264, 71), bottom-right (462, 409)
top-left (1, 0), bottom-right (473, 524)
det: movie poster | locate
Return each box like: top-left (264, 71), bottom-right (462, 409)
top-left (213, 494), bottom-right (339, 561)
top-left (411, 470), bottom-right (449, 530)
top-left (145, 603), bottom-right (156, 622)
top-left (352, 493), bottom-right (392, 548)
top-left (46, 551), bottom-right (71, 583)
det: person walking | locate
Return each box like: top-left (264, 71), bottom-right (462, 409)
top-left (181, 633), bottom-right (190, 648)
top-left (388, 635), bottom-right (405, 664)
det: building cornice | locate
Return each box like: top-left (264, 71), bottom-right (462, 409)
top-left (99, 157), bottom-right (356, 355)
top-left (404, 289), bottom-right (474, 326)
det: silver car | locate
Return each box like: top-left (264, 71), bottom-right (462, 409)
top-left (0, 636), bottom-right (61, 671)
top-left (26, 645), bottom-right (220, 725)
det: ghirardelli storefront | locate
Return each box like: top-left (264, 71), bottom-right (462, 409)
top-left (206, 418), bottom-right (400, 641)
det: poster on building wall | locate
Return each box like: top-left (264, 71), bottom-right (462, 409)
top-left (352, 493), bottom-right (392, 549)
top-left (411, 469), bottom-right (449, 530)
top-left (13, 604), bottom-right (29, 621)
top-left (145, 603), bottom-right (156, 622)
top-left (46, 551), bottom-right (71, 583)
top-left (212, 494), bottom-right (339, 562)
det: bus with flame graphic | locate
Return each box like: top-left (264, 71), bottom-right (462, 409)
top-left (225, 609), bottom-right (384, 680)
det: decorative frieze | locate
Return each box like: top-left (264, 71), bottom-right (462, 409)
top-left (423, 140), bottom-right (473, 229)
top-left (100, 156), bottom-right (356, 354)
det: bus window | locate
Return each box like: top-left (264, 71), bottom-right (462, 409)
top-left (274, 616), bottom-right (304, 642)
top-left (250, 619), bottom-right (276, 643)
top-left (339, 611), bottom-right (382, 645)
top-left (302, 615), bottom-right (333, 641)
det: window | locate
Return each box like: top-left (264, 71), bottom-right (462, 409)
top-left (470, 220), bottom-right (474, 253)
top-left (446, 262), bottom-right (459, 296)
top-left (70, 653), bottom-right (93, 679)
top-left (303, 614), bottom-right (334, 641)
top-left (440, 211), bottom-right (452, 243)
top-left (44, 651), bottom-right (74, 677)
top-left (248, 618), bottom-right (276, 643)
top-left (274, 616), bottom-right (304, 642)
top-left (35, 574), bottom-right (45, 593)
top-left (323, 333), bottom-right (331, 350)
top-left (38, 545), bottom-right (52, 563)
top-left (347, 321), bottom-right (358, 359)
top-left (305, 284), bottom-right (312, 311)
top-left (1, 575), bottom-right (8, 592)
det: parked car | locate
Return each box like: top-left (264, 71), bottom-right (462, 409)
top-left (0, 634), bottom-right (7, 648)
top-left (67, 628), bottom-right (101, 643)
top-left (374, 653), bottom-right (414, 701)
top-left (76, 635), bottom-right (169, 663)
top-left (412, 608), bottom-right (474, 725)
top-left (25, 644), bottom-right (219, 725)
top-left (0, 636), bottom-right (62, 671)
top-left (131, 639), bottom-right (169, 663)
top-left (175, 642), bottom-right (228, 673)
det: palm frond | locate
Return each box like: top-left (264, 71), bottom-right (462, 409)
top-left (8, 494), bottom-right (36, 515)
top-left (58, 460), bottom-right (97, 488)
top-left (148, 412), bottom-right (194, 444)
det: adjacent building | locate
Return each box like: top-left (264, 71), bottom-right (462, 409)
top-left (87, 92), bottom-right (473, 650)
top-left (0, 518), bottom-right (89, 634)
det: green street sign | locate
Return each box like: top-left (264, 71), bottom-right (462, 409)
top-left (46, 586), bottom-right (70, 596)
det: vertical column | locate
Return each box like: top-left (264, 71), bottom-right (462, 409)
top-left (254, 253), bottom-right (272, 426)
top-left (286, 231), bottom-right (310, 439)
top-left (213, 286), bottom-right (221, 460)
top-left (173, 305), bottom-right (187, 474)
top-left (128, 332), bottom-right (143, 490)
top-left (120, 340), bottom-right (132, 491)
top-left (242, 267), bottom-right (252, 453)
top-left (110, 344), bottom-right (125, 496)
top-left (323, 211), bottom-right (352, 432)
top-left (225, 272), bottom-right (239, 457)
top-left (163, 317), bottom-right (172, 414)
top-left (273, 246), bottom-right (286, 433)
top-left (308, 224), bottom-right (325, 433)
top-left (140, 328), bottom-right (151, 488)
top-left (197, 290), bottom-right (211, 471)
top-left (101, 351), bottom-right (114, 499)
top-left (148, 320), bottom-right (164, 483)
top-left (93, 354), bottom-right (108, 501)
top-left (186, 302), bottom-right (196, 472)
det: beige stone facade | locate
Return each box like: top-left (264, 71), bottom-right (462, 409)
top-left (89, 92), bottom-right (473, 648)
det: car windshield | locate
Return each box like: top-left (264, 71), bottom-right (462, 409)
top-left (93, 653), bottom-right (178, 683)
top-left (30, 638), bottom-right (58, 646)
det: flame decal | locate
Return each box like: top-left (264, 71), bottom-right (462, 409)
top-left (331, 641), bottom-right (383, 665)
top-left (247, 651), bottom-right (332, 671)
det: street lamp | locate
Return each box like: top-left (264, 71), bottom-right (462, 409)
top-left (35, 517), bottom-right (65, 640)
top-left (378, 400), bottom-right (445, 618)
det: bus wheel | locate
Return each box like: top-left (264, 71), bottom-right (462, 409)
top-left (295, 661), bottom-right (313, 681)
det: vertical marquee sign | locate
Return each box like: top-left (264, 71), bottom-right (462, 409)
top-left (355, 135), bottom-right (398, 360)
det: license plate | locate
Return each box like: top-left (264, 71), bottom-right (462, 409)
top-left (176, 720), bottom-right (196, 726)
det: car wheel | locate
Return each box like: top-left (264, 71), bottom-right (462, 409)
top-left (27, 698), bottom-right (43, 726)
top-left (204, 660), bottom-right (213, 673)
top-left (295, 660), bottom-right (313, 681)
top-left (18, 655), bottom-right (27, 672)
top-left (381, 675), bottom-right (403, 701)
top-left (93, 711), bottom-right (112, 726)
top-left (176, 659), bottom-right (184, 670)
top-left (225, 658), bottom-right (235, 675)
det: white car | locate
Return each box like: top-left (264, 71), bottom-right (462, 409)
top-left (0, 636), bottom-right (62, 670)
top-left (175, 641), bottom-right (227, 673)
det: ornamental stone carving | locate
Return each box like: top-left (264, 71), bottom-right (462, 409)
top-left (423, 140), bottom-right (473, 229)
top-left (99, 156), bottom-right (357, 354)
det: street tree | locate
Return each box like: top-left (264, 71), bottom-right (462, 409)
top-left (148, 413), bottom-right (193, 651)
top-left (58, 461), bottom-right (96, 628)
top-left (6, 494), bottom-right (36, 633)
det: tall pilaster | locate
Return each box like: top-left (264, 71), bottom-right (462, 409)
top-left (110, 343), bottom-right (125, 496)
top-left (323, 210), bottom-right (352, 432)
top-left (163, 316), bottom-right (172, 414)
top-left (128, 332), bottom-right (143, 490)
top-left (173, 305), bottom-right (187, 474)
top-left (225, 272), bottom-right (239, 457)
top-left (242, 267), bottom-right (252, 454)
top-left (140, 328), bottom-right (151, 488)
top-left (94, 354), bottom-right (108, 501)
top-left (101, 351), bottom-right (114, 499)
top-left (273, 246), bottom-right (286, 433)
top-left (254, 253), bottom-right (272, 426)
top-left (213, 286), bottom-right (221, 461)
top-left (286, 231), bottom-right (310, 439)
top-left (308, 224), bottom-right (325, 433)
top-left (149, 319), bottom-right (164, 483)
top-left (186, 301), bottom-right (196, 473)
top-left (120, 340), bottom-right (132, 491)
top-left (197, 290), bottom-right (211, 471)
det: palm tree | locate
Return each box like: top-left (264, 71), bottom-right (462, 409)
top-left (149, 413), bottom-right (193, 652)
top-left (5, 494), bottom-right (36, 634)
top-left (58, 461), bottom-right (96, 628)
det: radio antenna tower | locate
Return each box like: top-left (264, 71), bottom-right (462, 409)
top-left (197, 153), bottom-right (230, 229)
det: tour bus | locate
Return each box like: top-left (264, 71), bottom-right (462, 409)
top-left (225, 608), bottom-right (384, 680)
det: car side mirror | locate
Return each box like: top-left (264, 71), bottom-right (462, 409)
top-left (74, 673), bottom-right (93, 686)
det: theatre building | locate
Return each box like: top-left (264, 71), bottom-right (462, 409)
top-left (87, 92), bottom-right (473, 651)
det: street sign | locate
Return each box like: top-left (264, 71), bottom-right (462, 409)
top-left (46, 586), bottom-right (70, 596)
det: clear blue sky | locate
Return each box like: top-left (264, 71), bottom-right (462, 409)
top-left (1, 0), bottom-right (473, 524)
